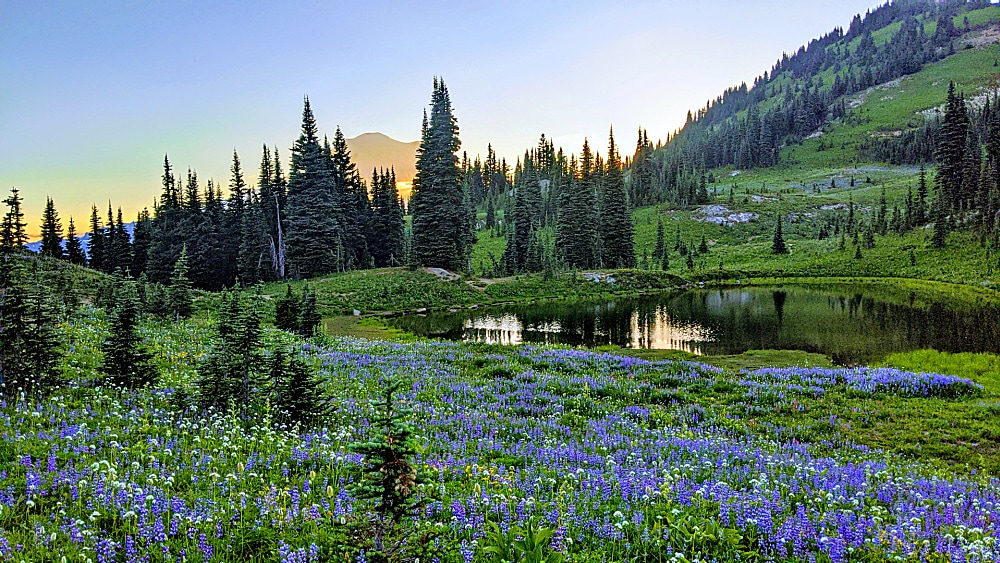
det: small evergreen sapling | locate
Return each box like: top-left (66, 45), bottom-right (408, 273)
top-left (195, 289), bottom-right (264, 416)
top-left (274, 284), bottom-right (300, 332)
top-left (350, 380), bottom-right (423, 525)
top-left (100, 277), bottom-right (157, 390)
top-left (297, 285), bottom-right (321, 337)
top-left (167, 245), bottom-right (193, 320)
top-left (270, 346), bottom-right (330, 429)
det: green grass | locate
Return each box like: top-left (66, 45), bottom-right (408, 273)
top-left (322, 315), bottom-right (419, 340)
top-left (785, 42), bottom-right (1000, 170)
top-left (263, 268), bottom-right (485, 316)
top-left (880, 349), bottom-right (1000, 395)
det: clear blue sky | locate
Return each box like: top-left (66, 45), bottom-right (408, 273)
top-left (1, 0), bottom-right (884, 232)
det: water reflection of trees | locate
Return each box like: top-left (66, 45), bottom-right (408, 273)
top-left (388, 287), bottom-right (1000, 364)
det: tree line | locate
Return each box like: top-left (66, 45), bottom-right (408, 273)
top-left (627, 0), bottom-right (992, 207)
top-left (3, 101), bottom-right (406, 290)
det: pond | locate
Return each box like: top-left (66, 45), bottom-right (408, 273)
top-left (386, 284), bottom-right (1000, 364)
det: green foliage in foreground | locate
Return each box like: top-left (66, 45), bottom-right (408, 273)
top-left (4, 309), bottom-right (1000, 562)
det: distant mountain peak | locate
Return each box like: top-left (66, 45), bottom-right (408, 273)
top-left (345, 132), bottom-right (419, 185)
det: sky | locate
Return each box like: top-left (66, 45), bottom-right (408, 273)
top-left (1, 0), bottom-right (886, 235)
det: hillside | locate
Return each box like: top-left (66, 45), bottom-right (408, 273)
top-left (601, 0), bottom-right (1000, 289)
top-left (636, 1), bottom-right (1000, 204)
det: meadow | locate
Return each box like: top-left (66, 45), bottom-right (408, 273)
top-left (4, 307), bottom-right (999, 562)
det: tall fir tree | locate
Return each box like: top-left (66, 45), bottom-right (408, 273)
top-left (370, 168), bottom-right (406, 267)
top-left (110, 207), bottom-right (132, 273)
top-left (410, 78), bottom-right (469, 270)
top-left (130, 209), bottom-right (153, 276)
top-left (274, 284), bottom-right (300, 332)
top-left (503, 155), bottom-right (538, 273)
top-left (65, 217), bottom-right (87, 265)
top-left (599, 128), bottom-right (635, 268)
top-left (653, 217), bottom-right (665, 259)
top-left (330, 127), bottom-right (371, 269)
top-left (226, 150), bottom-right (248, 285)
top-left (297, 285), bottom-right (321, 337)
top-left (915, 165), bottom-right (929, 226)
top-left (196, 289), bottom-right (264, 416)
top-left (285, 97), bottom-right (343, 278)
top-left (39, 197), bottom-right (64, 259)
top-left (87, 205), bottom-right (105, 271)
top-left (238, 191), bottom-right (272, 285)
top-left (772, 215), bottom-right (788, 254)
top-left (1, 188), bottom-right (28, 253)
top-left (935, 82), bottom-right (969, 213)
top-left (257, 144), bottom-right (287, 279)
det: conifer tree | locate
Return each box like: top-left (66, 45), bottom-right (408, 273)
top-left (485, 198), bottom-right (496, 229)
top-left (257, 144), bottom-right (288, 279)
top-left (110, 207), bottom-right (132, 273)
top-left (698, 233), bottom-right (709, 254)
top-left (238, 192), bottom-right (271, 285)
top-left (772, 215), bottom-right (788, 254)
top-left (935, 82), bottom-right (969, 213)
top-left (411, 78), bottom-right (468, 270)
top-left (285, 97), bottom-right (343, 278)
top-left (100, 277), bottom-right (157, 390)
top-left (915, 165), bottom-right (928, 225)
top-left (599, 128), bottom-right (635, 268)
top-left (556, 144), bottom-right (599, 268)
top-left (653, 217), bottom-right (665, 259)
top-left (1, 188), bottom-right (28, 253)
top-left (0, 260), bottom-right (62, 398)
top-left (161, 154), bottom-right (179, 210)
top-left (274, 284), bottom-right (300, 332)
top-left (931, 195), bottom-right (949, 248)
top-left (271, 346), bottom-right (329, 429)
top-left (223, 150), bottom-right (249, 285)
top-left (350, 379), bottom-right (422, 524)
top-left (130, 209), bottom-right (153, 276)
top-left (167, 245), bottom-right (193, 320)
top-left (87, 205), bottom-right (105, 271)
top-left (39, 197), bottom-right (64, 259)
top-left (297, 285), bottom-right (321, 337)
top-left (504, 155), bottom-right (538, 272)
top-left (196, 290), bottom-right (264, 415)
top-left (65, 217), bottom-right (86, 266)
top-left (330, 127), bottom-right (371, 269)
top-left (370, 168), bottom-right (406, 267)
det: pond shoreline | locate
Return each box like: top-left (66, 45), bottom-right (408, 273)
top-left (370, 279), bottom-right (1000, 365)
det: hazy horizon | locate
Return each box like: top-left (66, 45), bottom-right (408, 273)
top-left (2, 1), bottom-right (885, 233)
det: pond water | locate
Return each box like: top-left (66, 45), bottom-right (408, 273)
top-left (386, 285), bottom-right (1000, 364)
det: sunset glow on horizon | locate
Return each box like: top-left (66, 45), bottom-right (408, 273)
top-left (1, 1), bottom-right (885, 232)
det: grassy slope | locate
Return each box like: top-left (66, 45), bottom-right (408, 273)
top-left (263, 267), bottom-right (685, 317)
top-left (629, 25), bottom-right (1000, 289)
